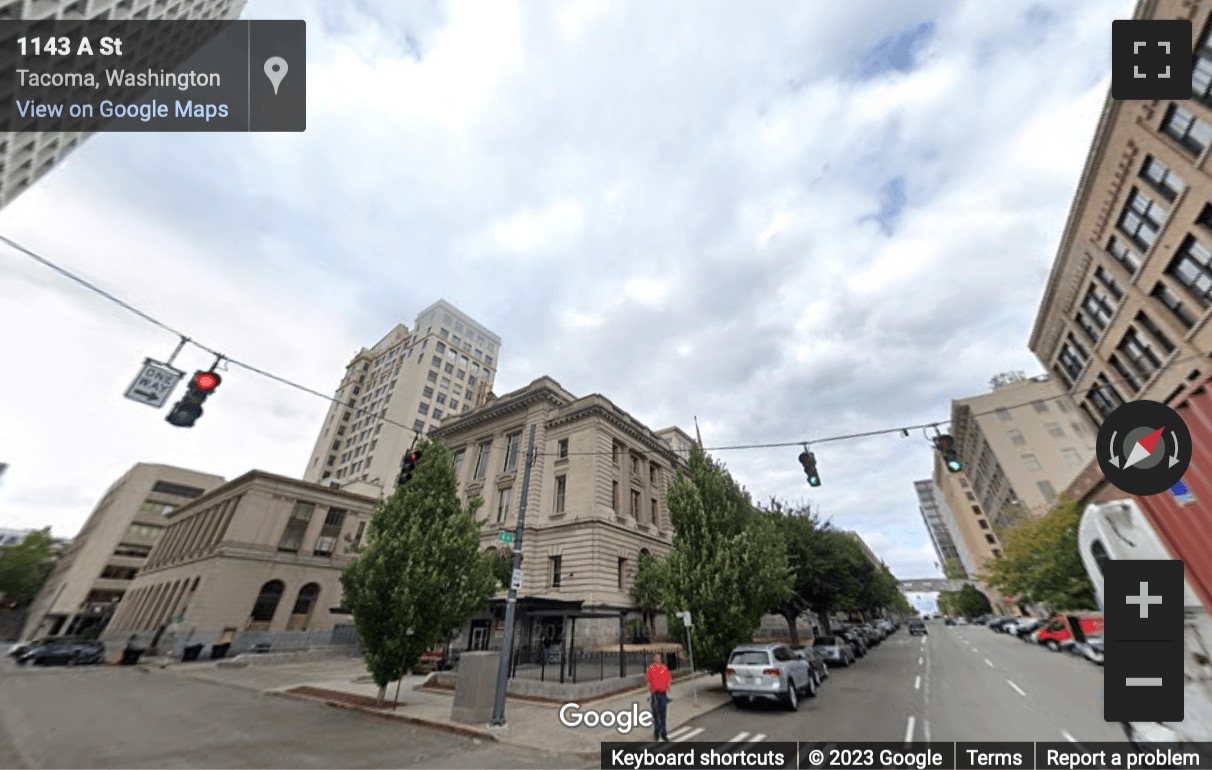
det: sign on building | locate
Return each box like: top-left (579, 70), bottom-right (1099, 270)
top-left (1171, 480), bottom-right (1196, 505)
top-left (124, 359), bottom-right (186, 408)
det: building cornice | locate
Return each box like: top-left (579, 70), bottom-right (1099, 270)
top-left (549, 402), bottom-right (685, 466)
top-left (164, 469), bottom-right (378, 522)
top-left (431, 386), bottom-right (570, 437)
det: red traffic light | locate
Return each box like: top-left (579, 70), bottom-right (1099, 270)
top-left (193, 371), bottom-right (221, 391)
top-left (407, 451), bottom-right (422, 463)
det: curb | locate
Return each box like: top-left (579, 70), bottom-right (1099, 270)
top-left (278, 688), bottom-right (498, 741)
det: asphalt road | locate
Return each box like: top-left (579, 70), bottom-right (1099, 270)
top-left (0, 659), bottom-right (595, 769)
top-left (667, 623), bottom-right (1127, 745)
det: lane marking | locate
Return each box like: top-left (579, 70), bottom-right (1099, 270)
top-left (924, 719), bottom-right (932, 742)
top-left (1007, 680), bottom-right (1026, 697)
top-left (672, 727), bottom-right (704, 741)
top-left (918, 656), bottom-right (923, 665)
top-left (915, 675), bottom-right (921, 689)
top-left (985, 658), bottom-right (995, 668)
top-left (729, 732), bottom-right (750, 743)
top-left (1061, 730), bottom-right (1079, 744)
top-left (904, 715), bottom-right (916, 745)
top-left (750, 734), bottom-right (767, 743)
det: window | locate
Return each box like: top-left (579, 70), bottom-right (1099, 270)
top-left (1136, 311), bottom-right (1176, 353)
top-left (1094, 266), bottom-right (1124, 300)
top-left (250, 580), bottom-right (284, 623)
top-left (1117, 189), bottom-right (1166, 250)
top-left (137, 501), bottom-right (177, 517)
top-left (1021, 454), bottom-right (1043, 472)
top-left (1045, 422), bottom-right (1065, 439)
top-left (1162, 103), bottom-right (1212, 155)
top-left (151, 481), bottom-right (206, 498)
top-left (504, 432), bottom-right (521, 471)
top-left (978, 519), bottom-right (989, 530)
top-left (1033, 401), bottom-right (1050, 414)
top-left (558, 439), bottom-right (569, 459)
top-left (631, 454), bottom-right (641, 476)
top-left (278, 501), bottom-right (315, 552)
top-left (651, 498), bottom-right (659, 524)
top-left (1074, 312), bottom-right (1100, 343)
top-left (418, 403), bottom-right (429, 416)
top-left (1089, 539), bottom-right (1110, 575)
top-left (1108, 236), bottom-right (1142, 274)
top-left (1140, 155), bottom-right (1186, 201)
top-left (1037, 480), bottom-right (1058, 503)
top-left (612, 442), bottom-right (623, 465)
top-left (554, 475), bottom-right (566, 513)
top-left (618, 557), bottom-right (627, 590)
top-left (453, 450), bottom-right (465, 480)
top-left (1118, 328), bottom-right (1164, 379)
top-left (433, 410), bottom-right (443, 420)
top-left (1061, 447), bottom-right (1083, 466)
top-left (496, 487), bottom-right (513, 523)
top-left (965, 491), bottom-right (976, 501)
top-left (354, 520), bottom-right (366, 545)
top-left (435, 341), bottom-right (446, 353)
top-left (474, 441), bottom-right (492, 479)
top-left (1008, 430), bottom-right (1026, 446)
top-left (1152, 283), bottom-right (1198, 329)
top-left (549, 555), bottom-right (562, 588)
top-left (992, 549), bottom-right (1002, 558)
top-left (995, 407), bottom-right (1012, 422)
top-left (313, 508), bottom-right (346, 556)
top-left (1167, 236), bottom-right (1212, 308)
top-left (413, 419), bottom-right (425, 432)
top-left (1057, 336), bottom-right (1089, 383)
top-left (427, 371), bottom-right (438, 383)
top-left (612, 481), bottom-right (619, 512)
top-left (436, 393), bottom-right (446, 405)
top-left (1080, 286), bottom-right (1116, 331)
top-left (432, 356), bottom-right (441, 367)
top-left (985, 534), bottom-right (996, 544)
top-left (972, 505), bottom-right (981, 515)
top-left (631, 490), bottom-right (640, 517)
top-left (649, 464), bottom-right (658, 485)
top-left (1195, 23), bottom-right (1212, 105)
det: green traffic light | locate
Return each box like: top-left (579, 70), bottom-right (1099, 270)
top-left (946, 459), bottom-right (963, 473)
top-left (808, 476), bottom-right (821, 487)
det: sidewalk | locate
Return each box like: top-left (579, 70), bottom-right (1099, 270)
top-left (282, 667), bottom-right (728, 754)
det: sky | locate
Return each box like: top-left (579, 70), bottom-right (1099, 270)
top-left (0, 0), bottom-right (1134, 583)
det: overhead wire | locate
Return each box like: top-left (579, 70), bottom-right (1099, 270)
top-left (4, 232), bottom-right (1208, 462)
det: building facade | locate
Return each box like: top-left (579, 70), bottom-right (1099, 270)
top-left (950, 372), bottom-right (1097, 525)
top-left (21, 463), bottom-right (224, 640)
top-left (103, 471), bottom-right (375, 657)
top-left (1030, 0), bottom-right (1212, 503)
top-left (0, 0), bottom-right (246, 209)
top-left (429, 376), bottom-right (692, 652)
top-left (913, 480), bottom-right (968, 577)
top-left (302, 300), bottom-right (501, 497)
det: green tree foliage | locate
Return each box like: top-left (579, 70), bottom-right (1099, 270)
top-left (0, 528), bottom-right (56, 607)
top-left (631, 550), bottom-right (667, 637)
top-left (341, 439), bottom-right (500, 700)
top-left (803, 530), bottom-right (872, 630)
top-left (938, 584), bottom-right (992, 617)
top-left (982, 497), bottom-right (1096, 612)
top-left (489, 547), bottom-right (516, 590)
top-left (661, 447), bottom-right (790, 679)
top-left (762, 500), bottom-right (826, 645)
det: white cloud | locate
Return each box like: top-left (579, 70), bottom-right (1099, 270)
top-left (0, 0), bottom-right (1138, 582)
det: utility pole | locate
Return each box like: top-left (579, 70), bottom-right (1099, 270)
top-left (490, 424), bottom-right (537, 727)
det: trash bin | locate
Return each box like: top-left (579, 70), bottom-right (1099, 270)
top-left (210, 643), bottom-right (231, 660)
top-left (181, 644), bottom-right (204, 662)
top-left (119, 647), bottom-right (145, 666)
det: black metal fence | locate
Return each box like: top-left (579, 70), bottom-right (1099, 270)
top-left (449, 644), bottom-right (679, 683)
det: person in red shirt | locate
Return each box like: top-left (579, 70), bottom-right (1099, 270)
top-left (645, 653), bottom-right (672, 741)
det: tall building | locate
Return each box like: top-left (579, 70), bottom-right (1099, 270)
top-left (302, 300), bottom-right (501, 496)
top-left (0, 0), bottom-right (246, 209)
top-left (1030, 1), bottom-right (1212, 502)
top-left (929, 458), bottom-right (1009, 613)
top-left (913, 480), bottom-right (967, 577)
top-left (949, 372), bottom-right (1097, 525)
top-left (430, 376), bottom-right (692, 650)
top-left (104, 471), bottom-right (375, 657)
top-left (21, 463), bottom-right (225, 640)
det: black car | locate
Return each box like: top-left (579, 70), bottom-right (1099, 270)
top-left (18, 639), bottom-right (105, 666)
top-left (791, 646), bottom-right (830, 684)
top-left (908, 620), bottom-right (928, 636)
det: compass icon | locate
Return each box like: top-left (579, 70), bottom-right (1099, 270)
top-left (1097, 400), bottom-right (1192, 496)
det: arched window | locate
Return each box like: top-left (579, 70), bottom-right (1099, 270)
top-left (291, 583), bottom-right (321, 616)
top-left (250, 580), bottom-right (285, 622)
top-left (1089, 539), bottom-right (1110, 575)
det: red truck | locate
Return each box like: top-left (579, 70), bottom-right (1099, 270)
top-left (1035, 613), bottom-right (1104, 652)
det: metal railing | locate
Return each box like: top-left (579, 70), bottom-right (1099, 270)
top-left (449, 644), bottom-right (676, 683)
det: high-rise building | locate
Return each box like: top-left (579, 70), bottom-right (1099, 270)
top-left (1030, 1), bottom-right (1212, 503)
top-left (949, 372), bottom-right (1097, 525)
top-left (302, 299), bottom-right (501, 497)
top-left (0, 0), bottom-right (247, 209)
top-left (928, 457), bottom-right (1008, 613)
top-left (20, 463), bottom-right (225, 640)
top-left (913, 479), bottom-right (967, 577)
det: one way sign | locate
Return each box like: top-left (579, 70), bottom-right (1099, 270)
top-left (124, 359), bottom-right (185, 408)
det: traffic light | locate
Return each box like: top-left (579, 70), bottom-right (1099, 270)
top-left (798, 450), bottom-right (821, 487)
top-left (165, 370), bottom-right (222, 428)
top-left (935, 434), bottom-right (963, 473)
top-left (397, 450), bottom-right (423, 486)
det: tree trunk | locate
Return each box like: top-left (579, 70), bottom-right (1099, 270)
top-left (377, 684), bottom-right (387, 705)
top-left (818, 612), bottom-right (832, 635)
top-left (781, 610), bottom-right (800, 645)
top-left (720, 669), bottom-right (728, 690)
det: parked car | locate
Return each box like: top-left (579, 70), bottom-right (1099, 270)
top-left (812, 636), bottom-right (855, 667)
top-left (908, 619), bottom-right (928, 636)
top-left (1013, 618), bottom-right (1044, 639)
top-left (725, 643), bottom-right (817, 710)
top-left (1036, 613), bottom-right (1105, 652)
top-left (955, 617), bottom-right (969, 626)
top-left (18, 639), bottom-right (105, 666)
top-left (791, 645), bottom-right (830, 684)
top-left (837, 629), bottom-right (868, 656)
top-left (943, 617), bottom-right (956, 626)
top-left (1080, 636), bottom-right (1104, 665)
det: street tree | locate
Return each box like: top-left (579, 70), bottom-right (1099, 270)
top-left (661, 447), bottom-right (790, 685)
top-left (762, 499), bottom-right (827, 645)
top-left (806, 530), bottom-right (871, 630)
top-left (0, 528), bottom-right (56, 607)
top-left (341, 438), bottom-right (500, 702)
top-left (631, 550), bottom-right (667, 639)
top-left (982, 497), bottom-right (1096, 612)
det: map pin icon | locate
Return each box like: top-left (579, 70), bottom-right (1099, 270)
top-left (264, 56), bottom-right (288, 95)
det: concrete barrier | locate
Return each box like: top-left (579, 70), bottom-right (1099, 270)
top-left (216, 647), bottom-right (361, 668)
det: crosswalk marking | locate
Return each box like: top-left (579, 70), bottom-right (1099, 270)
top-left (729, 732), bottom-right (750, 742)
top-left (666, 726), bottom-right (770, 744)
top-left (670, 726), bottom-right (704, 742)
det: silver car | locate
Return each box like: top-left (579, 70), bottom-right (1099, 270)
top-left (725, 643), bottom-right (816, 710)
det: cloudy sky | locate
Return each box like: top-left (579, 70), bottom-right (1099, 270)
top-left (0, 0), bottom-right (1132, 581)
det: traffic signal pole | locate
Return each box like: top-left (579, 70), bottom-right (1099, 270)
top-left (490, 424), bottom-right (536, 727)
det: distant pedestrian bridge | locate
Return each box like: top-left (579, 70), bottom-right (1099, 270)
top-left (899, 578), bottom-right (978, 592)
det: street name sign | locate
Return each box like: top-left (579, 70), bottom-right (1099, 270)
top-left (498, 530), bottom-right (514, 543)
top-left (124, 359), bottom-right (185, 408)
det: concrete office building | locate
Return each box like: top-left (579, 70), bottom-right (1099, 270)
top-left (929, 457), bottom-right (1009, 614)
top-left (913, 480), bottom-right (968, 578)
top-left (103, 471), bottom-right (375, 657)
top-left (1030, 1), bottom-right (1212, 502)
top-left (0, 0), bottom-right (246, 209)
top-left (302, 300), bottom-right (501, 498)
top-left (429, 376), bottom-right (693, 652)
top-left (21, 463), bottom-right (224, 640)
top-left (950, 372), bottom-right (1097, 526)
